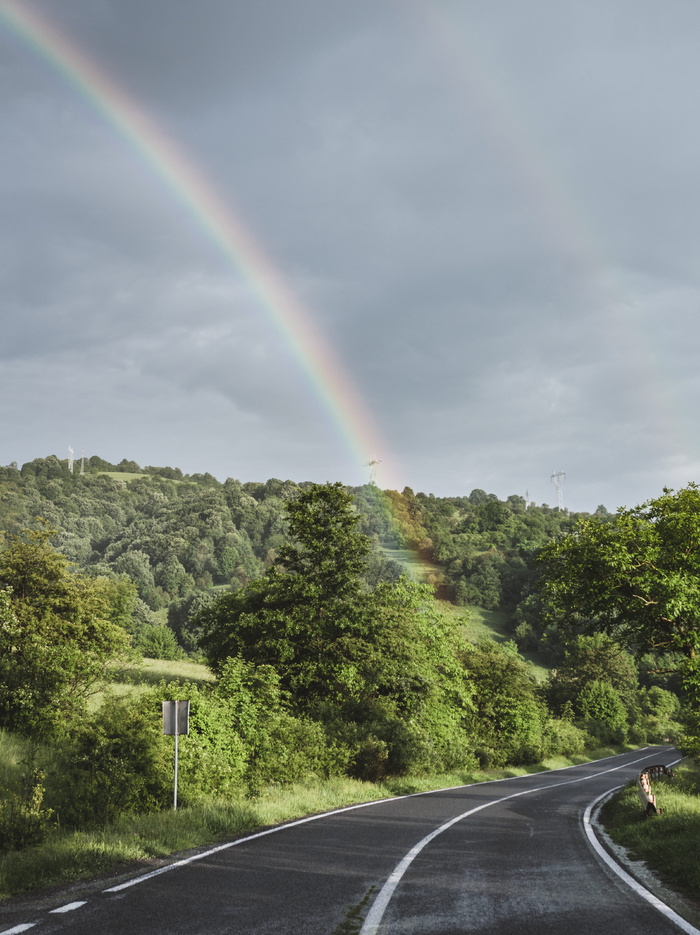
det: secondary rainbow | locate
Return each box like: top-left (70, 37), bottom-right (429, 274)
top-left (424, 1), bottom-right (689, 461)
top-left (0, 0), bottom-right (397, 488)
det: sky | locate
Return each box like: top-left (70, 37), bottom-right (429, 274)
top-left (1, 0), bottom-right (700, 513)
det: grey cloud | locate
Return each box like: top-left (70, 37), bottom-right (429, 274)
top-left (3, 1), bottom-right (700, 510)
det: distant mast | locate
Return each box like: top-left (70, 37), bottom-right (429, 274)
top-left (550, 470), bottom-right (566, 510)
top-left (366, 456), bottom-right (382, 486)
top-left (67, 446), bottom-right (74, 474)
top-left (80, 447), bottom-right (85, 476)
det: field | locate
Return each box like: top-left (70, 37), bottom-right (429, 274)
top-left (101, 656), bottom-right (214, 702)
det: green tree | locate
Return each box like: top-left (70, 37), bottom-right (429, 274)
top-left (461, 641), bottom-right (550, 766)
top-left (198, 483), bottom-right (373, 701)
top-left (545, 634), bottom-right (639, 715)
top-left (196, 483), bottom-right (475, 776)
top-left (576, 680), bottom-right (629, 744)
top-left (537, 484), bottom-right (700, 699)
top-left (0, 528), bottom-right (133, 735)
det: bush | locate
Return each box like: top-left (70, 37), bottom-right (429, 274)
top-left (52, 698), bottom-right (171, 827)
top-left (543, 717), bottom-right (587, 758)
top-left (576, 680), bottom-right (628, 744)
top-left (0, 769), bottom-right (54, 851)
top-left (136, 624), bottom-right (184, 661)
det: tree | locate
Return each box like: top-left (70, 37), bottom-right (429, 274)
top-left (537, 484), bottom-right (700, 699)
top-left (0, 528), bottom-right (133, 735)
top-left (196, 483), bottom-right (475, 776)
top-left (198, 482), bottom-right (373, 700)
top-left (545, 634), bottom-right (639, 715)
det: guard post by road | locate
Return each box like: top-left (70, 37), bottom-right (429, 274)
top-left (162, 700), bottom-right (190, 810)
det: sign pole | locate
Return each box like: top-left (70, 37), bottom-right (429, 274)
top-left (173, 700), bottom-right (179, 811)
top-left (162, 700), bottom-right (189, 812)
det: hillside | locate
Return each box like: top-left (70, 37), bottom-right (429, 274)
top-left (0, 454), bottom-right (593, 660)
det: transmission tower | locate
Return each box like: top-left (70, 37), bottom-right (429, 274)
top-left (550, 470), bottom-right (566, 511)
top-left (80, 447), bottom-right (85, 476)
top-left (365, 456), bottom-right (382, 486)
top-left (67, 446), bottom-right (74, 474)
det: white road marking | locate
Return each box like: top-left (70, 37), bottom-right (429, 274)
top-left (103, 748), bottom-right (662, 894)
top-left (359, 749), bottom-right (676, 935)
top-left (0, 749), bottom-right (681, 935)
top-left (50, 901), bottom-right (87, 913)
top-left (584, 781), bottom-right (699, 935)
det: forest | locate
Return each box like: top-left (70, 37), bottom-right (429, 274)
top-left (0, 454), bottom-right (692, 856)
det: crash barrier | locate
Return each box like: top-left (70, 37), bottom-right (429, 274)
top-left (637, 764), bottom-right (674, 816)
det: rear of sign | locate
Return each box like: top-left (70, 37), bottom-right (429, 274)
top-left (162, 700), bottom-right (190, 736)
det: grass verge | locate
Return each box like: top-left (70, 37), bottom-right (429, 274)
top-left (0, 746), bottom-right (635, 901)
top-left (599, 757), bottom-right (700, 902)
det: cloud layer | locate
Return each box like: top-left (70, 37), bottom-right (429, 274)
top-left (2, 0), bottom-right (700, 511)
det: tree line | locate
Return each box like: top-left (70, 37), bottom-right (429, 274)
top-left (1, 465), bottom-right (693, 852)
top-left (0, 454), bottom-right (592, 658)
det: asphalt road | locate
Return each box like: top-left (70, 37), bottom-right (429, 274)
top-left (2, 746), bottom-right (695, 935)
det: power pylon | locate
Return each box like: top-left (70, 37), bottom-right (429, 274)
top-left (365, 456), bottom-right (382, 486)
top-left (550, 470), bottom-right (566, 511)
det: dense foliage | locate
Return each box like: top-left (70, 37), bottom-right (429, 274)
top-left (0, 528), bottom-right (132, 736)
top-left (0, 455), bottom-right (690, 856)
top-left (197, 483), bottom-right (477, 779)
top-left (537, 485), bottom-right (700, 694)
top-left (0, 455), bottom-right (587, 645)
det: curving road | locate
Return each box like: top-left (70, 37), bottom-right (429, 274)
top-left (1, 747), bottom-right (696, 935)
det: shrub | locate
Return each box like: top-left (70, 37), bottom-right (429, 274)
top-left (576, 680), bottom-right (628, 744)
top-left (0, 769), bottom-right (54, 851)
top-left (52, 697), bottom-right (171, 827)
top-left (543, 717), bottom-right (587, 758)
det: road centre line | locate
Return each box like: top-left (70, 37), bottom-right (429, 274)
top-left (0, 750), bottom-right (672, 935)
top-left (103, 748), bottom-right (661, 894)
top-left (359, 750), bottom-right (676, 935)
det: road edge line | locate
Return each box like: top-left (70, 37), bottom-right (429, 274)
top-left (359, 749), bottom-right (668, 935)
top-left (583, 784), bottom-right (700, 935)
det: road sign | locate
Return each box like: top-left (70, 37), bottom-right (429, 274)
top-left (162, 700), bottom-right (190, 809)
top-left (162, 700), bottom-right (190, 735)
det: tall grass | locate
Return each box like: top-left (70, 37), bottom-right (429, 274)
top-left (599, 758), bottom-right (700, 900)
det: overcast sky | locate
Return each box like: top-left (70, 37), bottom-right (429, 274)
top-left (1, 0), bottom-right (699, 512)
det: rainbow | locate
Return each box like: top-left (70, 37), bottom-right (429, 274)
top-left (0, 0), bottom-right (399, 490)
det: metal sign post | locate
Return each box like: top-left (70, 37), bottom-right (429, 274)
top-left (162, 700), bottom-right (190, 810)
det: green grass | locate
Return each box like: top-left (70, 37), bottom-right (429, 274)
top-left (0, 746), bottom-right (639, 901)
top-left (380, 546), bottom-right (436, 583)
top-left (600, 758), bottom-right (700, 901)
top-left (439, 603), bottom-right (550, 682)
top-left (103, 657), bottom-right (215, 703)
top-left (90, 658), bottom-right (215, 709)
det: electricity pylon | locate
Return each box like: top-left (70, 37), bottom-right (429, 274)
top-left (550, 470), bottom-right (566, 511)
top-left (365, 456), bottom-right (382, 486)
